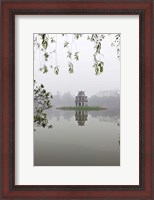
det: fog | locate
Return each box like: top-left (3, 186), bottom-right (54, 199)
top-left (46, 90), bottom-right (120, 123)
top-left (51, 89), bottom-right (120, 107)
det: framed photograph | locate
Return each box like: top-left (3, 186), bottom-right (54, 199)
top-left (1, 0), bottom-right (153, 199)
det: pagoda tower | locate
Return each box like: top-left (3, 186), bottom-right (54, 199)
top-left (75, 91), bottom-right (88, 106)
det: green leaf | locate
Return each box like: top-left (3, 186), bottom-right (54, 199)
top-left (87, 36), bottom-right (91, 40)
top-left (54, 66), bottom-right (59, 75)
top-left (48, 125), bottom-right (53, 129)
top-left (40, 65), bottom-right (48, 73)
top-left (96, 42), bottom-right (101, 53)
top-left (64, 41), bottom-right (69, 48)
top-left (44, 52), bottom-right (49, 57)
top-left (100, 34), bottom-right (105, 39)
top-left (44, 52), bottom-right (49, 61)
top-left (68, 62), bottom-right (74, 73)
top-left (43, 65), bottom-right (48, 73)
top-left (69, 67), bottom-right (74, 73)
top-left (74, 52), bottom-right (79, 61)
top-left (42, 40), bottom-right (48, 50)
top-left (39, 34), bottom-right (46, 40)
top-left (74, 34), bottom-right (82, 39)
top-left (95, 67), bottom-right (99, 75)
top-left (51, 37), bottom-right (55, 43)
top-left (100, 66), bottom-right (103, 73)
top-left (67, 51), bottom-right (72, 59)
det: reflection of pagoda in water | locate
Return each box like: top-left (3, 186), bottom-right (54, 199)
top-left (75, 111), bottom-right (88, 126)
top-left (75, 91), bottom-right (88, 106)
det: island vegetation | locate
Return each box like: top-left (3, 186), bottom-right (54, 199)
top-left (56, 106), bottom-right (107, 111)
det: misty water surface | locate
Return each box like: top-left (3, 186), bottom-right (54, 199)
top-left (34, 107), bottom-right (120, 166)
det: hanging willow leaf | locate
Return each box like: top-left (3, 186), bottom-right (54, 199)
top-left (48, 125), bottom-right (53, 129)
top-left (69, 67), bottom-right (73, 73)
top-left (51, 37), bottom-right (56, 43)
top-left (95, 42), bottom-right (101, 54)
top-left (44, 52), bottom-right (49, 61)
top-left (64, 41), bottom-right (69, 48)
top-left (74, 52), bottom-right (79, 61)
top-left (54, 66), bottom-right (59, 75)
top-left (74, 34), bottom-right (82, 39)
top-left (42, 40), bottom-right (48, 50)
top-left (68, 62), bottom-right (74, 73)
top-left (100, 65), bottom-right (103, 73)
top-left (67, 51), bottom-right (72, 58)
top-left (39, 65), bottom-right (48, 73)
top-left (95, 67), bottom-right (99, 75)
top-left (98, 62), bottom-right (104, 73)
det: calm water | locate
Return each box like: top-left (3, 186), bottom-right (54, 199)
top-left (34, 108), bottom-right (120, 166)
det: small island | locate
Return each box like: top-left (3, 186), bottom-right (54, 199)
top-left (56, 91), bottom-right (107, 111)
top-left (56, 106), bottom-right (107, 111)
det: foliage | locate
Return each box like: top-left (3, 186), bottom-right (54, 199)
top-left (34, 33), bottom-right (120, 76)
top-left (39, 65), bottom-right (48, 73)
top-left (87, 34), bottom-right (105, 75)
top-left (34, 80), bottom-right (53, 130)
top-left (56, 106), bottom-right (107, 111)
top-left (111, 34), bottom-right (120, 59)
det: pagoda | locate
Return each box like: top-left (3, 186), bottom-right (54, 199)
top-left (75, 91), bottom-right (88, 106)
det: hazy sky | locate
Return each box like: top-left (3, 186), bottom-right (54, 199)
top-left (34, 34), bottom-right (120, 97)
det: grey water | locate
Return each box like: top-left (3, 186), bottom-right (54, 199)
top-left (34, 108), bottom-right (120, 166)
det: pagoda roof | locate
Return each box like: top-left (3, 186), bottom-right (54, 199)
top-left (77, 91), bottom-right (85, 95)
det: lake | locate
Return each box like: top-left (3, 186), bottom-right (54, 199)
top-left (34, 108), bottom-right (120, 166)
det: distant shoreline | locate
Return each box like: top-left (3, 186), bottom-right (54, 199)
top-left (56, 106), bottom-right (107, 111)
